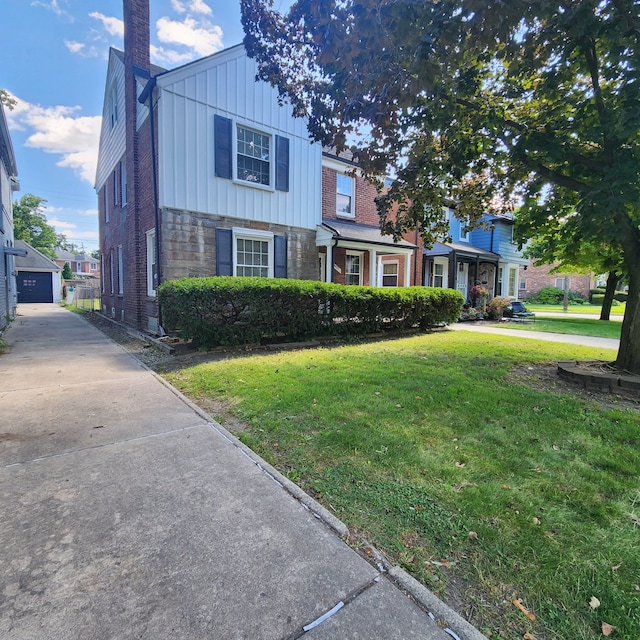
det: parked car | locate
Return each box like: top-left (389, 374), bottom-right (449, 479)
top-left (503, 301), bottom-right (535, 320)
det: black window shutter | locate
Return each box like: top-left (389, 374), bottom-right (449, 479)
top-left (214, 115), bottom-right (232, 179)
top-left (216, 228), bottom-right (233, 276)
top-left (274, 235), bottom-right (288, 278)
top-left (275, 135), bottom-right (289, 192)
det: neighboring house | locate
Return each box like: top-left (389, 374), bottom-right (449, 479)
top-left (54, 248), bottom-right (100, 279)
top-left (422, 211), bottom-right (527, 301)
top-left (317, 150), bottom-right (416, 286)
top-left (0, 101), bottom-right (25, 330)
top-left (518, 259), bottom-right (597, 300)
top-left (14, 240), bottom-right (62, 304)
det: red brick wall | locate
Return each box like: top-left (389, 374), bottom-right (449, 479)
top-left (518, 259), bottom-right (595, 299)
top-left (321, 165), bottom-right (381, 226)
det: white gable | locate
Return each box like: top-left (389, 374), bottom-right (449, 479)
top-left (156, 45), bottom-right (321, 230)
top-left (95, 49), bottom-right (126, 191)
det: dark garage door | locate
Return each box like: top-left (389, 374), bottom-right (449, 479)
top-left (18, 271), bottom-right (53, 303)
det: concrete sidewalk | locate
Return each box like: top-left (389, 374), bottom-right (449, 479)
top-left (450, 321), bottom-right (620, 351)
top-left (0, 305), bottom-right (483, 640)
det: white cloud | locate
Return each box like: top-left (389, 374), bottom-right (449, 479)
top-left (31, 0), bottom-right (71, 20)
top-left (48, 218), bottom-right (76, 230)
top-left (89, 12), bottom-right (124, 38)
top-left (150, 45), bottom-right (194, 65)
top-left (156, 15), bottom-right (223, 57)
top-left (7, 95), bottom-right (101, 185)
top-left (171, 0), bottom-right (212, 14)
top-left (65, 40), bottom-right (85, 54)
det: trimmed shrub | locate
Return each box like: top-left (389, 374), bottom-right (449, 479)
top-left (591, 294), bottom-right (604, 305)
top-left (159, 277), bottom-right (464, 348)
top-left (535, 286), bottom-right (565, 304)
top-left (613, 291), bottom-right (628, 303)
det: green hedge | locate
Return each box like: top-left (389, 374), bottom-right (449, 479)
top-left (159, 277), bottom-right (464, 348)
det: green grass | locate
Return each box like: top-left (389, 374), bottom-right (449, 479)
top-left (494, 317), bottom-right (622, 340)
top-left (526, 303), bottom-right (625, 315)
top-left (165, 332), bottom-right (639, 640)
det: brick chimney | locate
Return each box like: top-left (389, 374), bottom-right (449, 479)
top-left (123, 0), bottom-right (151, 328)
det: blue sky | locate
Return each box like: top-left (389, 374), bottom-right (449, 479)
top-left (1, 0), bottom-right (274, 253)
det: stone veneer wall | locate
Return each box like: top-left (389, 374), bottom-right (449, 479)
top-left (161, 208), bottom-right (319, 282)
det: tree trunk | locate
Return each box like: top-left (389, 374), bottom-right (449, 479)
top-left (615, 236), bottom-right (640, 373)
top-left (599, 271), bottom-right (620, 321)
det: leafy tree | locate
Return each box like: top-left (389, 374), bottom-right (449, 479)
top-left (241, 0), bottom-right (640, 372)
top-left (90, 249), bottom-right (100, 260)
top-left (0, 89), bottom-right (16, 111)
top-left (62, 262), bottom-right (73, 280)
top-left (13, 194), bottom-right (59, 259)
top-left (523, 230), bottom-right (625, 320)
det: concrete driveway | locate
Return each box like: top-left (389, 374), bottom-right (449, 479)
top-left (0, 305), bottom-right (480, 640)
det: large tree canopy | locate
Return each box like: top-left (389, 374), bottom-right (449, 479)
top-left (13, 194), bottom-right (59, 259)
top-left (241, 0), bottom-right (640, 372)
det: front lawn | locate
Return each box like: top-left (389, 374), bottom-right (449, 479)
top-left (526, 303), bottom-right (625, 315)
top-left (494, 317), bottom-right (622, 340)
top-left (165, 332), bottom-right (639, 640)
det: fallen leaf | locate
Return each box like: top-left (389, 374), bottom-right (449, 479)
top-left (602, 621), bottom-right (615, 636)
top-left (552, 444), bottom-right (560, 451)
top-left (533, 517), bottom-right (541, 525)
top-left (455, 461), bottom-right (466, 468)
top-left (502, 485), bottom-right (510, 489)
top-left (395, 404), bottom-right (402, 408)
top-left (589, 596), bottom-right (601, 610)
top-left (468, 531), bottom-right (478, 541)
top-left (524, 633), bottom-right (538, 640)
top-left (634, 584), bottom-right (640, 591)
top-left (512, 598), bottom-right (536, 621)
top-left (611, 563), bottom-right (621, 571)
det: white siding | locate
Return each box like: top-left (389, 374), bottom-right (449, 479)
top-left (95, 50), bottom-right (126, 190)
top-left (157, 46), bottom-right (321, 231)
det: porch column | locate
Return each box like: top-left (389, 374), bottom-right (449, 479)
top-left (369, 249), bottom-right (377, 286)
top-left (404, 252), bottom-right (411, 287)
top-left (326, 243), bottom-right (334, 282)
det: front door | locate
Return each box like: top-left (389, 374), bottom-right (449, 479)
top-left (456, 262), bottom-right (469, 300)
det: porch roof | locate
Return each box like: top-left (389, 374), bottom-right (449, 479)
top-left (319, 219), bottom-right (417, 251)
top-left (423, 241), bottom-right (499, 262)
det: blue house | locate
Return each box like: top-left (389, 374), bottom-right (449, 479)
top-left (422, 207), bottom-right (527, 301)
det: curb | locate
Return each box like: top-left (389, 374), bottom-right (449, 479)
top-left (149, 369), bottom-right (488, 640)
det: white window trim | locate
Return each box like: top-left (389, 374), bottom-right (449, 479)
top-left (336, 173), bottom-right (355, 219)
top-left (345, 250), bottom-right (364, 286)
top-left (109, 83), bottom-right (118, 130)
top-left (109, 250), bottom-right (114, 295)
top-left (117, 245), bottom-right (124, 295)
top-left (120, 159), bottom-right (127, 206)
top-left (459, 225), bottom-right (470, 242)
top-left (432, 257), bottom-right (448, 288)
top-left (146, 230), bottom-right (156, 297)
top-left (233, 122), bottom-right (274, 192)
top-left (232, 227), bottom-right (274, 278)
top-left (104, 187), bottom-right (109, 223)
top-left (379, 259), bottom-right (399, 287)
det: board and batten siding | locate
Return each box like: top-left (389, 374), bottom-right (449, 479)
top-left (156, 46), bottom-right (321, 231)
top-left (95, 50), bottom-right (126, 191)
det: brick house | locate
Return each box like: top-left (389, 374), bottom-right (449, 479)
top-left (54, 249), bottom-right (100, 279)
top-left (518, 259), bottom-right (597, 300)
top-left (95, 0), bottom-right (420, 333)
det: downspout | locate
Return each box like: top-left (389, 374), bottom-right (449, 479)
top-left (139, 76), bottom-right (163, 334)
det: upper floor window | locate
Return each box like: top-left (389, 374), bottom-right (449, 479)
top-left (214, 115), bottom-right (290, 192)
top-left (104, 186), bottom-right (109, 223)
top-left (459, 225), bottom-right (469, 242)
top-left (336, 174), bottom-right (354, 218)
top-left (108, 84), bottom-right (118, 129)
top-left (237, 126), bottom-right (270, 186)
